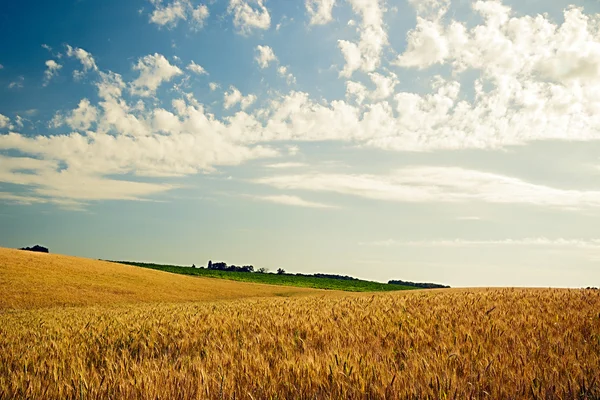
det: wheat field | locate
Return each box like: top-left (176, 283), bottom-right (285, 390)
top-left (0, 247), bottom-right (322, 309)
top-left (1, 284), bottom-right (599, 399)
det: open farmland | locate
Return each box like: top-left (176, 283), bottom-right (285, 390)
top-left (1, 279), bottom-right (599, 398)
top-left (0, 248), bottom-right (322, 309)
top-left (115, 261), bottom-right (417, 292)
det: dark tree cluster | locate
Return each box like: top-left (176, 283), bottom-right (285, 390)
top-left (388, 279), bottom-right (450, 289)
top-left (207, 260), bottom-right (254, 273)
top-left (19, 245), bottom-right (49, 253)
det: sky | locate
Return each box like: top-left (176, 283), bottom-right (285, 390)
top-left (1, 0), bottom-right (600, 288)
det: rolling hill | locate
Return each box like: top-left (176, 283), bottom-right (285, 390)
top-left (0, 247), bottom-right (322, 309)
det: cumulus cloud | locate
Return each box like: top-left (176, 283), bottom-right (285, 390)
top-left (368, 72), bottom-right (398, 100)
top-left (66, 45), bottom-right (98, 80)
top-left (66, 99), bottom-right (98, 130)
top-left (305, 0), bottom-right (335, 25)
top-left (66, 45), bottom-right (97, 71)
top-left (191, 4), bottom-right (209, 25)
top-left (228, 0), bottom-right (270, 35)
top-left (0, 59), bottom-right (279, 206)
top-left (0, 114), bottom-right (9, 129)
top-left (149, 0), bottom-right (209, 29)
top-left (8, 2), bottom-right (600, 208)
top-left (43, 60), bottom-right (62, 86)
top-left (277, 66), bottom-right (296, 85)
top-left (130, 53), bottom-right (182, 97)
top-left (224, 86), bottom-right (257, 110)
top-left (345, 81), bottom-right (368, 104)
top-left (255, 45), bottom-right (277, 68)
top-left (187, 61), bottom-right (208, 75)
top-left (338, 0), bottom-right (387, 77)
top-left (254, 166), bottom-right (600, 209)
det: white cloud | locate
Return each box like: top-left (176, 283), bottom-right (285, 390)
top-left (224, 86), bottom-right (257, 110)
top-left (0, 59), bottom-right (280, 207)
top-left (149, 0), bottom-right (184, 26)
top-left (394, 18), bottom-right (449, 69)
top-left (361, 237), bottom-right (600, 249)
top-left (0, 114), bottom-right (9, 129)
top-left (8, 76), bottom-right (24, 89)
top-left (345, 80), bottom-right (368, 104)
top-left (287, 145), bottom-right (300, 156)
top-left (305, 0), bottom-right (335, 25)
top-left (255, 45), bottom-right (277, 68)
top-left (14, 116), bottom-right (24, 129)
top-left (209, 82), bottom-right (220, 91)
top-left (187, 61), bottom-right (208, 75)
top-left (254, 166), bottom-right (600, 209)
top-left (252, 194), bottom-right (334, 208)
top-left (66, 45), bottom-right (97, 71)
top-left (407, 0), bottom-right (450, 20)
top-left (66, 99), bottom-right (98, 130)
top-left (9, 2), bottom-right (600, 208)
top-left (148, 0), bottom-right (209, 29)
top-left (43, 60), bottom-right (62, 86)
top-left (191, 4), bottom-right (209, 26)
top-left (228, 0), bottom-right (270, 35)
top-left (368, 71), bottom-right (398, 100)
top-left (338, 0), bottom-right (387, 77)
top-left (0, 154), bottom-right (174, 207)
top-left (277, 66), bottom-right (296, 84)
top-left (265, 162), bottom-right (308, 169)
top-left (130, 53), bottom-right (182, 97)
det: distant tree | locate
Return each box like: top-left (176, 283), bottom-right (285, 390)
top-left (257, 267), bottom-right (268, 274)
top-left (19, 245), bottom-right (49, 253)
top-left (208, 260), bottom-right (212, 269)
top-left (211, 262), bottom-right (227, 270)
top-left (192, 264), bottom-right (196, 268)
top-left (277, 268), bottom-right (286, 275)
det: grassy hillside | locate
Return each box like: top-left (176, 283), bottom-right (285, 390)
top-left (115, 261), bottom-right (417, 292)
top-left (0, 248), bottom-right (323, 309)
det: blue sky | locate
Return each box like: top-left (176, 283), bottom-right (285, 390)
top-left (2, 0), bottom-right (600, 287)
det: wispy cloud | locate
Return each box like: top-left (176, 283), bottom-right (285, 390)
top-left (360, 238), bottom-right (600, 249)
top-left (251, 194), bottom-right (334, 208)
top-left (264, 162), bottom-right (308, 169)
top-left (254, 167), bottom-right (600, 209)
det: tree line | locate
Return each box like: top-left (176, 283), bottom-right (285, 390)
top-left (388, 280), bottom-right (450, 289)
top-left (199, 260), bottom-right (450, 287)
top-left (199, 261), bottom-right (358, 280)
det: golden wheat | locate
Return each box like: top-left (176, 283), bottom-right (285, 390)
top-left (1, 288), bottom-right (599, 399)
top-left (0, 247), bottom-right (322, 309)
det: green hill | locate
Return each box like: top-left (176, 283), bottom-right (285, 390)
top-left (114, 261), bottom-right (417, 292)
